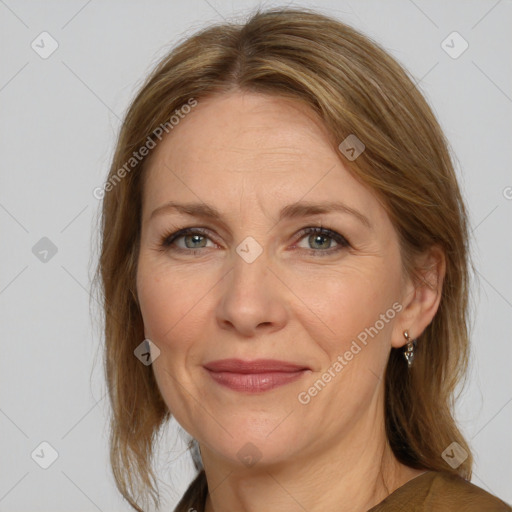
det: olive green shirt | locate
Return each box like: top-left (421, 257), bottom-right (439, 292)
top-left (368, 470), bottom-right (512, 511)
top-left (175, 469), bottom-right (512, 511)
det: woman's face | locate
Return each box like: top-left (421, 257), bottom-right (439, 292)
top-left (136, 90), bottom-right (413, 468)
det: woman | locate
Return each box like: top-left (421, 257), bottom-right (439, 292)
top-left (95, 7), bottom-right (511, 512)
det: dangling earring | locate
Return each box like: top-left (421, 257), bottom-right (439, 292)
top-left (403, 330), bottom-right (416, 367)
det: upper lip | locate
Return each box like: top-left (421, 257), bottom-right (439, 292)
top-left (203, 358), bottom-right (310, 373)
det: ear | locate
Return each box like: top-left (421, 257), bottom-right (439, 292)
top-left (391, 244), bottom-right (446, 348)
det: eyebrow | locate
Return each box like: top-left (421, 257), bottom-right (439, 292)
top-left (149, 200), bottom-right (372, 229)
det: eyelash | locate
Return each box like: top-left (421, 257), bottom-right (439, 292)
top-left (158, 225), bottom-right (350, 257)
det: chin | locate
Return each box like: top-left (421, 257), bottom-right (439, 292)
top-left (195, 416), bottom-right (306, 470)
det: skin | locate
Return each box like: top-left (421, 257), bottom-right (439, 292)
top-left (136, 90), bottom-right (445, 512)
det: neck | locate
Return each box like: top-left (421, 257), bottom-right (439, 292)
top-left (201, 392), bottom-right (424, 512)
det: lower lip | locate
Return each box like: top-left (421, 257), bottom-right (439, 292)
top-left (205, 369), bottom-right (309, 392)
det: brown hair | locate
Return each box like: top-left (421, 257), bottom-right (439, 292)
top-left (93, 6), bottom-right (474, 511)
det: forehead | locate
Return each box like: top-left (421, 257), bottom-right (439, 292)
top-left (149, 91), bottom-right (335, 167)
top-left (141, 90), bottom-right (379, 223)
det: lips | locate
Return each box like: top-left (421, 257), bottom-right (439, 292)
top-left (204, 358), bottom-right (310, 373)
top-left (203, 358), bottom-right (311, 392)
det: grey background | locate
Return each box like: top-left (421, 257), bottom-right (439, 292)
top-left (1, 0), bottom-right (511, 510)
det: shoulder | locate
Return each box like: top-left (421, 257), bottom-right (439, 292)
top-left (369, 470), bottom-right (512, 512)
top-left (426, 471), bottom-right (512, 511)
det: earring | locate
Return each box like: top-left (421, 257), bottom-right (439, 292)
top-left (403, 330), bottom-right (416, 368)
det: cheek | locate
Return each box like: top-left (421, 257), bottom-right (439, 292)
top-left (136, 259), bottom-right (209, 345)
top-left (136, 261), bottom-right (212, 433)
top-left (291, 265), bottom-right (397, 349)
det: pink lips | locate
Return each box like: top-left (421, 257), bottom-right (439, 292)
top-left (203, 358), bottom-right (311, 393)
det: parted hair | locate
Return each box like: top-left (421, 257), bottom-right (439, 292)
top-left (93, 6), bottom-right (474, 511)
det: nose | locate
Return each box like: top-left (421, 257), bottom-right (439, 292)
top-left (215, 247), bottom-right (289, 338)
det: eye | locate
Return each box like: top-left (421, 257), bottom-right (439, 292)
top-left (159, 227), bottom-right (216, 253)
top-left (293, 226), bottom-right (350, 256)
top-left (158, 225), bottom-right (350, 257)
